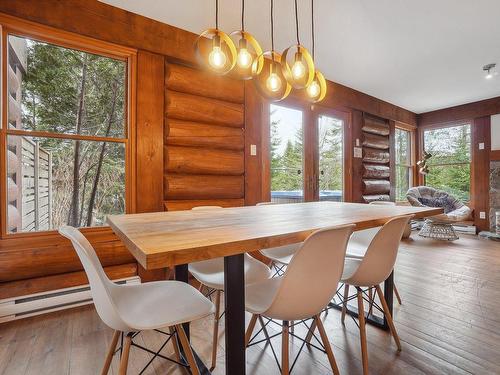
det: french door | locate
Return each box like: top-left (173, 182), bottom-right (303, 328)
top-left (267, 102), bottom-right (350, 203)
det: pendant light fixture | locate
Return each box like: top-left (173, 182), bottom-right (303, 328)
top-left (252, 0), bottom-right (291, 101)
top-left (281, 0), bottom-right (315, 89)
top-left (306, 0), bottom-right (327, 102)
top-left (230, 0), bottom-right (263, 79)
top-left (195, 0), bottom-right (237, 75)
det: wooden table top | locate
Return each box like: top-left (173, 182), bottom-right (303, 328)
top-left (107, 202), bottom-right (442, 269)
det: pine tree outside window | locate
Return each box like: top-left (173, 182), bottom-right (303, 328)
top-left (2, 27), bottom-right (135, 234)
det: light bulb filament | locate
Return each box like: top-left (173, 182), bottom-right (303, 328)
top-left (208, 34), bottom-right (227, 69)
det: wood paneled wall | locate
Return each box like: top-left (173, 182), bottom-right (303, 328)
top-left (418, 96), bottom-right (500, 127)
top-left (417, 97), bottom-right (500, 231)
top-left (164, 63), bottom-right (246, 211)
top-left (0, 1), bottom-right (418, 299)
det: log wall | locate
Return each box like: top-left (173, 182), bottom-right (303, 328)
top-left (164, 63), bottom-right (246, 211)
top-left (361, 114), bottom-right (392, 202)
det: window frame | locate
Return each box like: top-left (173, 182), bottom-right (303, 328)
top-left (394, 125), bottom-right (414, 202)
top-left (0, 14), bottom-right (137, 238)
top-left (419, 120), bottom-right (472, 200)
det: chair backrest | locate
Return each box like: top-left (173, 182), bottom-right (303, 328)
top-left (59, 226), bottom-right (129, 331)
top-left (191, 206), bottom-right (223, 210)
top-left (263, 224), bottom-right (355, 321)
top-left (346, 215), bottom-right (412, 286)
top-left (256, 202), bottom-right (274, 206)
top-left (369, 201), bottom-right (396, 206)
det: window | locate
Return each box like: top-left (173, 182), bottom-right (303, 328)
top-left (318, 115), bottom-right (344, 201)
top-left (395, 128), bottom-right (412, 201)
top-left (423, 123), bottom-right (471, 201)
top-left (269, 104), bottom-right (304, 203)
top-left (2, 29), bottom-right (134, 234)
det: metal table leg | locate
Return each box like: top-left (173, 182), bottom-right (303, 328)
top-left (224, 254), bottom-right (246, 375)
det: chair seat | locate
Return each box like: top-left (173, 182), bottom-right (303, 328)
top-left (345, 242), bottom-right (367, 259)
top-left (245, 276), bottom-right (283, 315)
top-left (260, 243), bottom-right (301, 265)
top-left (340, 257), bottom-right (363, 282)
top-left (113, 280), bottom-right (215, 331)
top-left (189, 253), bottom-right (271, 290)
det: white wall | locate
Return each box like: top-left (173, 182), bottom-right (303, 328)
top-left (492, 114), bottom-right (500, 150)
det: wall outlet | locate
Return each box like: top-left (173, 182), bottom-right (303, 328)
top-left (479, 142), bottom-right (485, 150)
top-left (479, 211), bottom-right (486, 219)
top-left (250, 144), bottom-right (257, 156)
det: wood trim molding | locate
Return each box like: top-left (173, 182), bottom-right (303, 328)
top-left (418, 96), bottom-right (500, 127)
top-left (491, 150), bottom-right (500, 161)
top-left (0, 1), bottom-right (197, 62)
top-left (471, 116), bottom-right (491, 231)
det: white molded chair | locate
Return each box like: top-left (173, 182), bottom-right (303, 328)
top-left (340, 215), bottom-right (412, 375)
top-left (348, 201), bottom-right (405, 305)
top-left (59, 226), bottom-right (214, 375)
top-left (245, 224), bottom-right (355, 375)
top-left (188, 206), bottom-right (272, 370)
top-left (256, 202), bottom-right (302, 276)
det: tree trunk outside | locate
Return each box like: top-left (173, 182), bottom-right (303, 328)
top-left (68, 54), bottom-right (88, 227)
top-left (85, 82), bottom-right (118, 226)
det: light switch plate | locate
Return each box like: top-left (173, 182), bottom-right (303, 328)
top-left (356, 138), bottom-right (360, 147)
top-left (250, 144), bottom-right (257, 156)
top-left (354, 147), bottom-right (362, 158)
top-left (479, 142), bottom-right (485, 150)
top-left (480, 211), bottom-right (486, 219)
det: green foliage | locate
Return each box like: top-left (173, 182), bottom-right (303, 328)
top-left (395, 129), bottom-right (410, 201)
top-left (270, 112), bottom-right (343, 196)
top-left (424, 125), bottom-right (471, 201)
top-left (15, 36), bottom-right (126, 229)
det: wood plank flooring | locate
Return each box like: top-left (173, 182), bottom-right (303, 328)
top-left (0, 234), bottom-right (499, 374)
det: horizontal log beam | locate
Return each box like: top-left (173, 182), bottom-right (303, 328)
top-left (165, 145), bottom-right (244, 176)
top-left (166, 90), bottom-right (244, 127)
top-left (164, 198), bottom-right (245, 211)
top-left (166, 63), bottom-right (244, 104)
top-left (164, 174), bottom-right (244, 200)
top-left (0, 263), bottom-right (137, 300)
top-left (166, 119), bottom-right (244, 151)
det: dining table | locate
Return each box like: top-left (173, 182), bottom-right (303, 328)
top-left (107, 201), bottom-right (442, 375)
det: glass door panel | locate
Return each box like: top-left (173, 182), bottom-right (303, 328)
top-left (318, 115), bottom-right (344, 201)
top-left (269, 104), bottom-right (304, 203)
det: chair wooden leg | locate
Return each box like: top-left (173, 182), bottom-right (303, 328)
top-left (356, 289), bottom-right (369, 375)
top-left (341, 284), bottom-right (350, 325)
top-left (210, 290), bottom-right (222, 371)
top-left (314, 315), bottom-right (340, 375)
top-left (169, 327), bottom-right (181, 362)
top-left (375, 285), bottom-right (402, 351)
top-left (118, 332), bottom-right (133, 375)
top-left (368, 287), bottom-right (374, 316)
top-left (245, 314), bottom-right (259, 346)
top-left (282, 321), bottom-right (289, 375)
top-left (101, 330), bottom-right (120, 375)
top-left (176, 324), bottom-right (200, 375)
top-left (394, 283), bottom-right (402, 305)
top-left (305, 319), bottom-right (317, 345)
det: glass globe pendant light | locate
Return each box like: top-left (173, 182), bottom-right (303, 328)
top-left (306, 0), bottom-right (327, 102)
top-left (230, 0), bottom-right (263, 79)
top-left (281, 0), bottom-right (315, 89)
top-left (252, 0), bottom-right (291, 101)
top-left (195, 0), bottom-right (237, 75)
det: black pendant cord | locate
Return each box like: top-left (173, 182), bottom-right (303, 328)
top-left (311, 0), bottom-right (315, 59)
top-left (294, 0), bottom-right (301, 45)
top-left (215, 0), bottom-right (219, 29)
top-left (270, 0), bottom-right (275, 52)
top-left (241, 0), bottom-right (245, 31)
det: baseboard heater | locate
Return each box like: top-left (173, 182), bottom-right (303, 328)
top-left (0, 276), bottom-right (141, 323)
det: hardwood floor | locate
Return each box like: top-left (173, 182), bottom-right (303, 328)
top-left (1, 234), bottom-right (499, 374)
